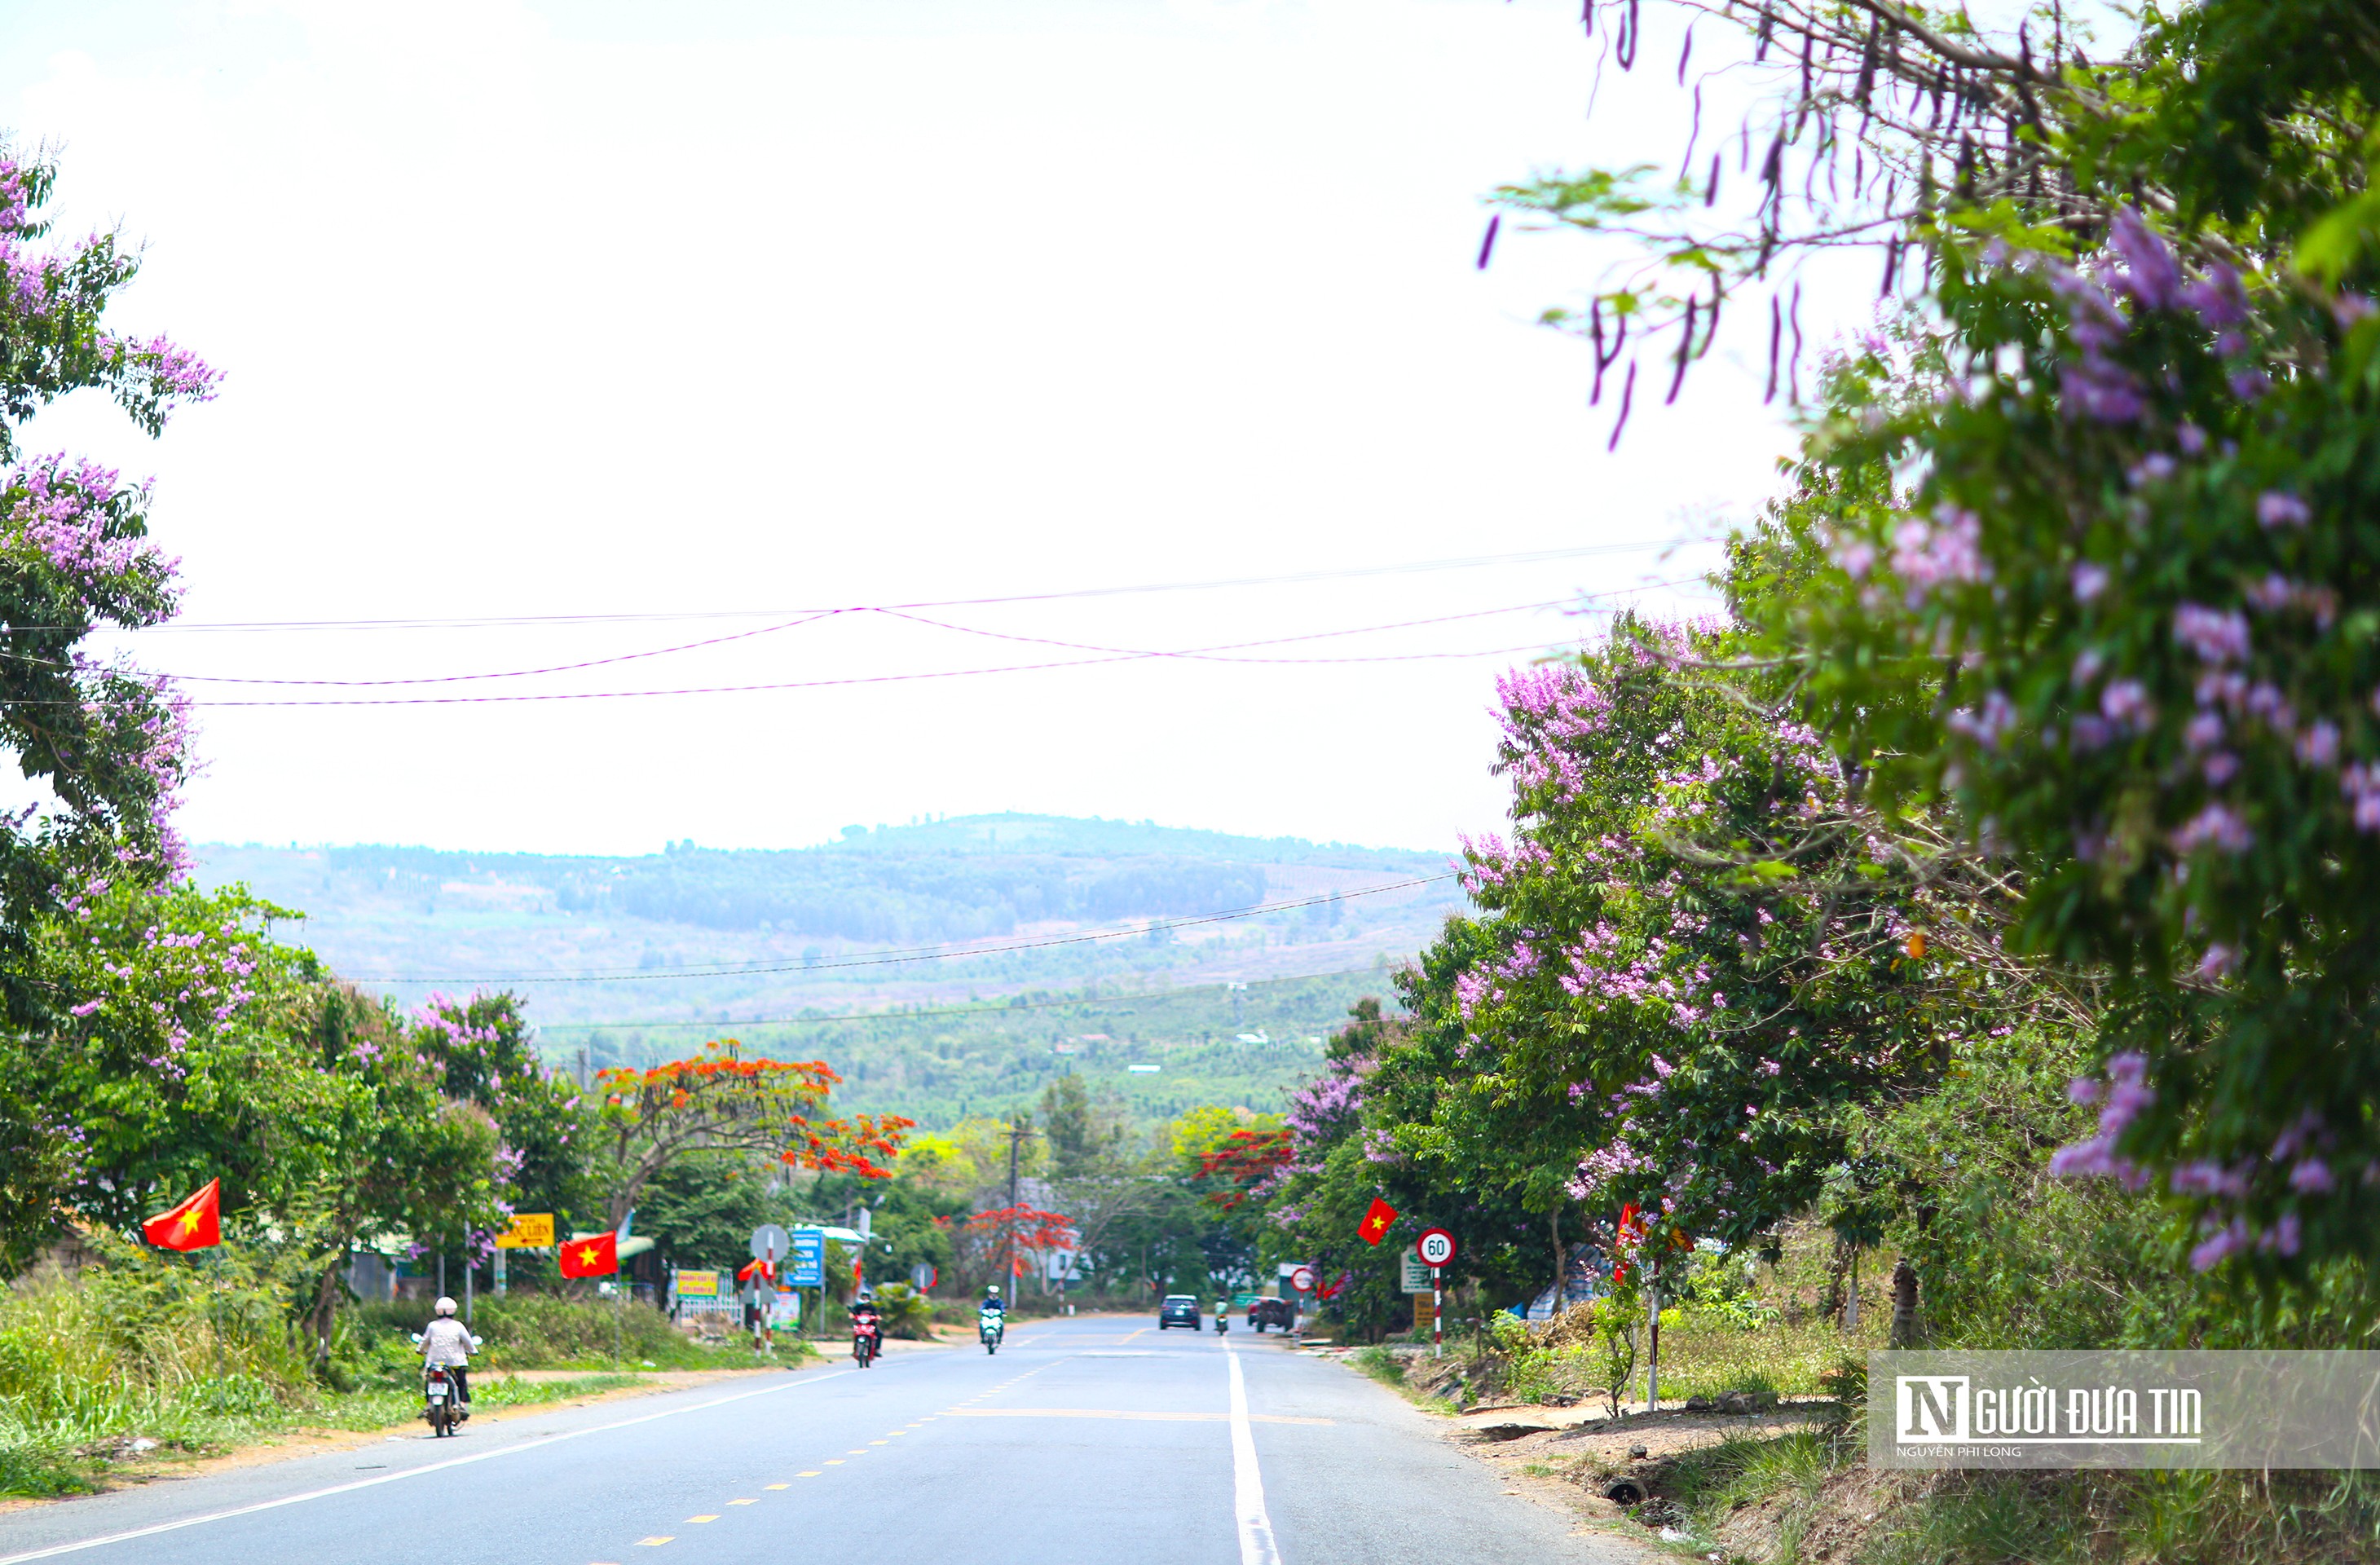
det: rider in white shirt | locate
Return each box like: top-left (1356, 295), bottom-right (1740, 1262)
top-left (420, 1295), bottom-right (474, 1417)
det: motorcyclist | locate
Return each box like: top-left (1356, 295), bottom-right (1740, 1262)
top-left (979, 1284), bottom-right (1005, 1319)
top-left (1214, 1297), bottom-right (1231, 1334)
top-left (850, 1289), bottom-right (882, 1354)
top-left (420, 1296), bottom-right (473, 1419)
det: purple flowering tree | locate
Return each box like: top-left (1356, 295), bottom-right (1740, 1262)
top-left (1393, 621), bottom-right (1992, 1285)
top-left (1481, 0), bottom-right (2380, 1278)
top-left (1774, 202), bottom-right (2380, 1271)
top-left (0, 152), bottom-right (221, 1263)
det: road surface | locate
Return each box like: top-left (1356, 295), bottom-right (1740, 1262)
top-left (0, 1316), bottom-right (1650, 1565)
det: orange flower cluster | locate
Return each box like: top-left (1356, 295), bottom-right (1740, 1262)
top-left (595, 1039), bottom-right (839, 1109)
top-left (936, 1204), bottom-right (1077, 1254)
top-left (782, 1110), bottom-right (915, 1180)
top-left (594, 1038), bottom-right (907, 1175)
top-left (1196, 1127), bottom-right (1294, 1211)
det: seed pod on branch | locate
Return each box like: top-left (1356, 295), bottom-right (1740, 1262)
top-left (1666, 297), bottom-right (1699, 404)
top-left (1606, 358), bottom-right (1637, 450)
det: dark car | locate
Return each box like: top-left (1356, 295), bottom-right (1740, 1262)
top-left (1157, 1294), bottom-right (1201, 1330)
top-left (1246, 1298), bottom-right (1295, 1333)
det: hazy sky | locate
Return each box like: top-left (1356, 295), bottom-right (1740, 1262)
top-left (0, 0), bottom-right (1835, 856)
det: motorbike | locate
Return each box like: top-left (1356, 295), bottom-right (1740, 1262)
top-left (852, 1314), bottom-right (881, 1369)
top-left (410, 1330), bottom-right (483, 1437)
top-left (1214, 1303), bottom-right (1230, 1335)
top-left (978, 1307), bottom-right (1004, 1355)
top-left (423, 1363), bottom-right (462, 1435)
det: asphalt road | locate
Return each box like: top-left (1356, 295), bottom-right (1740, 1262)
top-left (0, 1316), bottom-right (1651, 1565)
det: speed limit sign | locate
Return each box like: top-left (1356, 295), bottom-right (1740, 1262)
top-left (1416, 1228), bottom-right (1457, 1267)
top-left (1289, 1265), bottom-right (1317, 1294)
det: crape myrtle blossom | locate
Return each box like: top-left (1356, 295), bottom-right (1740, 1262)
top-left (1797, 205), bottom-right (2380, 1269)
top-left (1422, 618), bottom-right (1967, 1252)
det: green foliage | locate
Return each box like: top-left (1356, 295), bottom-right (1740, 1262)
top-left (341, 1294), bottom-right (747, 1374)
top-left (1662, 1431), bottom-right (1836, 1560)
top-left (869, 1282), bottom-right (937, 1340)
top-left (624, 1156), bottom-right (801, 1276)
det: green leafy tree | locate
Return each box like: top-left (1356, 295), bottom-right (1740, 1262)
top-left (0, 150), bottom-right (221, 1263)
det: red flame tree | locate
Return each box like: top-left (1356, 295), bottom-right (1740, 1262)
top-left (594, 1040), bottom-right (910, 1226)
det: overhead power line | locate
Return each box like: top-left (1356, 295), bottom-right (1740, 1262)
top-left (352, 873), bottom-right (1460, 985)
top-left (122, 580), bottom-right (1712, 708)
top-left (162, 597), bottom-right (1576, 688)
top-left (123, 537), bottom-right (1712, 635)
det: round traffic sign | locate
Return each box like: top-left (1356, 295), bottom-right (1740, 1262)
top-left (911, 1262), bottom-right (938, 1292)
top-left (749, 1223), bottom-right (790, 1261)
top-left (1415, 1228), bottom-right (1457, 1267)
top-left (1289, 1265), bottom-right (1317, 1294)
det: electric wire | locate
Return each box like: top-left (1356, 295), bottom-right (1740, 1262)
top-left (112, 537), bottom-right (1710, 635)
top-left (162, 597), bottom-right (1576, 687)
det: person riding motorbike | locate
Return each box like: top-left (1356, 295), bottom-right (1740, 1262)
top-left (849, 1290), bottom-right (883, 1364)
top-left (419, 1296), bottom-right (474, 1419)
top-left (976, 1284), bottom-right (1007, 1352)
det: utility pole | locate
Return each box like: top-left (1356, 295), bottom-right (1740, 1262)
top-left (1004, 1118), bottom-right (1035, 1292)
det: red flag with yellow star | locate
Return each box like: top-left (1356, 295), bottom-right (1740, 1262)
top-left (142, 1179), bottom-right (221, 1251)
top-left (1357, 1197), bottom-right (1397, 1245)
top-left (561, 1230), bottom-right (619, 1278)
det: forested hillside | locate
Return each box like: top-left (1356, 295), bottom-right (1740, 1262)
top-left (191, 814), bottom-right (1460, 1124)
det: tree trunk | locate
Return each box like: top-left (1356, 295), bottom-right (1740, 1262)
top-left (308, 1246), bottom-right (350, 1371)
top-left (1889, 1258), bottom-right (1919, 1347)
top-left (1818, 1237), bottom-right (1852, 1324)
top-left (1549, 1207), bottom-right (1563, 1313)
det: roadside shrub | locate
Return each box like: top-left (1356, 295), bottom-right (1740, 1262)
top-left (870, 1284), bottom-right (937, 1340)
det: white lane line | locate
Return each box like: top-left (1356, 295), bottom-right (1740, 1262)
top-left (1223, 1338), bottom-right (1283, 1565)
top-left (0, 1371), bottom-right (858, 1564)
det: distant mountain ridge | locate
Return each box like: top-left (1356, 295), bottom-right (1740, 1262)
top-left (191, 814), bottom-right (1463, 1034)
top-left (200, 813), bottom-right (1448, 944)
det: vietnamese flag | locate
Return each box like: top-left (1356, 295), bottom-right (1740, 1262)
top-left (561, 1231), bottom-right (619, 1278)
top-left (735, 1256), bottom-right (774, 1284)
top-left (1357, 1197), bottom-right (1398, 1245)
top-left (143, 1179), bottom-right (221, 1251)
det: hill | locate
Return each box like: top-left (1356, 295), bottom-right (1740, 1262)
top-left (192, 814), bottom-right (1462, 1127)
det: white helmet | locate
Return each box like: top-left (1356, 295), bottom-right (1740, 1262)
top-left (434, 1296), bottom-right (458, 1317)
top-left (987, 1285), bottom-right (1001, 1296)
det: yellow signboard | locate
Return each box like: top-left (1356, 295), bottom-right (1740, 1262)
top-left (495, 1213), bottom-right (554, 1250)
top-left (1413, 1294), bottom-right (1438, 1332)
top-left (676, 1269), bottom-right (721, 1298)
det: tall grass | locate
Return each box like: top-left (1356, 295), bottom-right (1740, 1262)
top-left (0, 1245), bottom-right (777, 1497)
top-left (345, 1294), bottom-right (727, 1375)
top-left (0, 1247), bottom-right (317, 1493)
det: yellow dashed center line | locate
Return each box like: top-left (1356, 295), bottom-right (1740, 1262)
top-left (869, 1439), bottom-right (888, 1445)
top-left (686, 1515), bottom-right (719, 1523)
top-left (635, 1539), bottom-right (672, 1548)
top-left (825, 1460), bottom-right (844, 1466)
top-left (766, 1483), bottom-right (789, 1489)
top-left (798, 1470), bottom-right (822, 1478)
top-left (729, 1498), bottom-right (756, 1505)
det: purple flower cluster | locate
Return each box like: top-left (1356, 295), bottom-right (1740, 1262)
top-left (2172, 604), bottom-right (2250, 664)
top-left (2172, 802), bottom-right (2254, 854)
top-left (1889, 506), bottom-right (1987, 603)
top-left (2049, 1052), bottom-right (2153, 1185)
